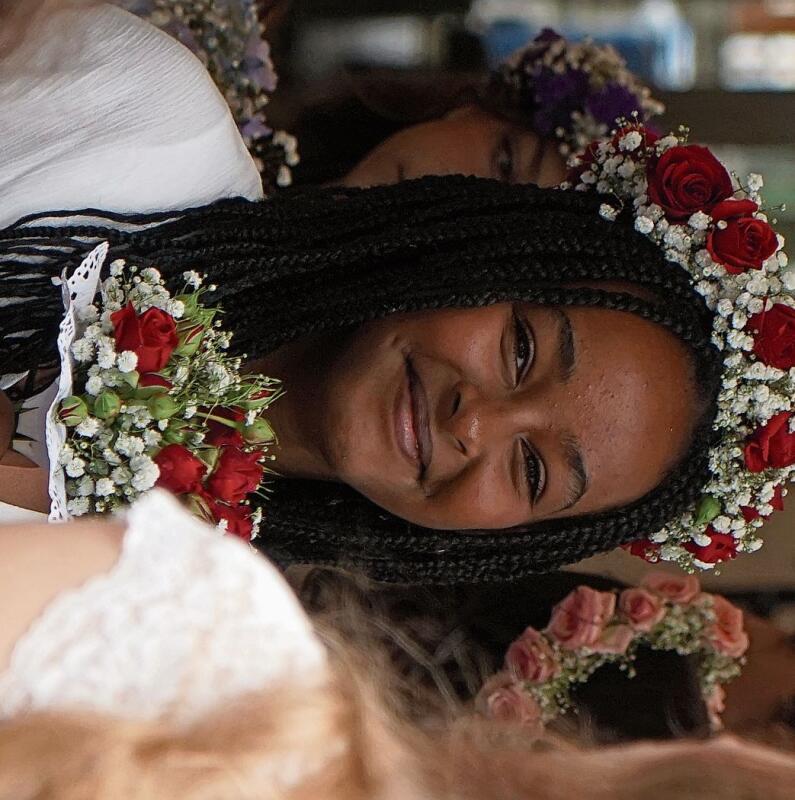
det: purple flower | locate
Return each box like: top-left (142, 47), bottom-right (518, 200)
top-left (243, 31), bottom-right (277, 93)
top-left (240, 118), bottom-right (272, 140)
top-left (532, 68), bottom-right (589, 136)
top-left (586, 83), bottom-right (643, 127)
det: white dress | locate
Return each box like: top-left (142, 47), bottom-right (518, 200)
top-left (0, 490), bottom-right (328, 726)
top-left (0, 3), bottom-right (264, 522)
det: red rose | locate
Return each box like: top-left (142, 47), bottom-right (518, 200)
top-left (138, 373), bottom-right (173, 391)
top-left (622, 538), bottom-right (660, 561)
top-left (741, 485), bottom-right (785, 522)
top-left (111, 302), bottom-right (179, 374)
top-left (744, 412), bottom-right (795, 472)
top-left (610, 124), bottom-right (659, 152)
top-left (747, 304), bottom-right (795, 370)
top-left (206, 446), bottom-right (264, 503)
top-left (647, 145), bottom-right (732, 221)
top-left (683, 529), bottom-right (738, 564)
top-left (566, 139), bottom-right (600, 184)
top-left (154, 444), bottom-right (207, 495)
top-left (706, 199), bottom-right (778, 275)
top-left (208, 500), bottom-right (255, 542)
top-left (204, 407), bottom-right (245, 447)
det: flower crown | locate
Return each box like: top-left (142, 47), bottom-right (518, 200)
top-left (560, 119), bottom-right (794, 571)
top-left (477, 574), bottom-right (747, 735)
top-left (490, 29), bottom-right (664, 157)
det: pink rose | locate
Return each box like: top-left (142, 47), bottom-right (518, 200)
top-left (619, 588), bottom-right (666, 632)
top-left (478, 674), bottom-right (544, 734)
top-left (704, 594), bottom-right (749, 658)
top-left (593, 624), bottom-right (635, 655)
top-left (546, 586), bottom-right (616, 650)
top-left (641, 571), bottom-right (701, 603)
top-left (505, 627), bottom-right (560, 684)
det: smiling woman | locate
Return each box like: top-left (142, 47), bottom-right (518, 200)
top-left (0, 175), bottom-right (726, 583)
top-left (259, 301), bottom-right (701, 534)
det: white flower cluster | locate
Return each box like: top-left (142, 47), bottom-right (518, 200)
top-left (566, 124), bottom-right (795, 571)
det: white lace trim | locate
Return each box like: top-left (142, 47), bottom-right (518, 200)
top-left (0, 490), bottom-right (328, 727)
top-left (47, 241), bottom-right (108, 522)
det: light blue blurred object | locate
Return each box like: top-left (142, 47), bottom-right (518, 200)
top-left (475, 0), bottom-right (695, 90)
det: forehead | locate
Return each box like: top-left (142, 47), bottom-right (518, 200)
top-left (552, 304), bottom-right (699, 516)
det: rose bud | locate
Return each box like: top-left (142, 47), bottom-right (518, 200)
top-left (694, 495), bottom-right (721, 527)
top-left (174, 322), bottom-right (204, 357)
top-left (136, 373), bottom-right (172, 398)
top-left (58, 396), bottom-right (88, 426)
top-left (175, 293), bottom-right (200, 319)
top-left (242, 417), bottom-right (275, 444)
top-left (147, 394), bottom-right (179, 420)
top-left (93, 391), bottom-right (122, 420)
top-left (185, 490), bottom-right (214, 523)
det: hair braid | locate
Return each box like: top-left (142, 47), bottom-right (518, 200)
top-left (0, 176), bottom-right (722, 582)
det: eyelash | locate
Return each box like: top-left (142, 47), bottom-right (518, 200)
top-left (512, 308), bottom-right (544, 503)
top-left (513, 308), bottom-right (534, 386)
top-left (521, 439), bottom-right (545, 504)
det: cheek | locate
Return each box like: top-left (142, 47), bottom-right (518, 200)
top-left (405, 461), bottom-right (528, 530)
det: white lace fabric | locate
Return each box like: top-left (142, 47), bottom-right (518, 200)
top-left (0, 491), bottom-right (328, 726)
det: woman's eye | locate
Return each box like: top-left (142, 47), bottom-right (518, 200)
top-left (521, 439), bottom-right (546, 504)
top-left (513, 309), bottom-right (534, 386)
top-left (496, 135), bottom-right (514, 183)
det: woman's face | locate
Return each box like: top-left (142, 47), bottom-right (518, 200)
top-left (294, 302), bottom-right (701, 531)
top-left (340, 105), bottom-right (568, 188)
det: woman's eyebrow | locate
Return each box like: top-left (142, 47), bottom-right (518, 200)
top-left (552, 308), bottom-right (577, 382)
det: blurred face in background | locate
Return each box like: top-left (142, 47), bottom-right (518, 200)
top-left (340, 104), bottom-right (568, 189)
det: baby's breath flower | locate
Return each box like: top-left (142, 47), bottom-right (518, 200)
top-left (95, 478), bottom-right (116, 497)
top-left (76, 417), bottom-right (101, 438)
top-left (71, 339), bottom-right (94, 363)
top-left (65, 457), bottom-right (86, 478)
top-left (67, 496), bottom-right (90, 516)
top-left (116, 351), bottom-right (138, 373)
top-left (85, 375), bottom-right (104, 396)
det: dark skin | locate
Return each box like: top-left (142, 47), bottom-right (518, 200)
top-left (257, 302), bottom-right (700, 531)
top-left (340, 105), bottom-right (568, 189)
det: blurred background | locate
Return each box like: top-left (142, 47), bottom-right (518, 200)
top-left (264, 0), bottom-right (794, 245)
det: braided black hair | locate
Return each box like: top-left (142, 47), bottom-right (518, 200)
top-left (0, 176), bottom-right (722, 583)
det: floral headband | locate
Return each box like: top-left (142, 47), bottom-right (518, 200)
top-left (476, 574), bottom-right (747, 736)
top-left (490, 29), bottom-right (664, 157)
top-left (561, 118), bottom-right (794, 571)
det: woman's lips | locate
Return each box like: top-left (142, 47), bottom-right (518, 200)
top-left (394, 360), bottom-right (421, 476)
top-left (407, 358), bottom-right (433, 477)
top-left (394, 357), bottom-right (433, 479)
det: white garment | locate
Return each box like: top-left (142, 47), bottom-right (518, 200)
top-left (0, 490), bottom-right (327, 726)
top-left (0, 3), bottom-right (265, 522)
top-left (0, 3), bottom-right (263, 230)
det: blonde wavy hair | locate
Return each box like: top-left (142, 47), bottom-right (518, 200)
top-left (0, 640), bottom-right (793, 800)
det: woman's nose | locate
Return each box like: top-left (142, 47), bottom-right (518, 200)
top-left (440, 380), bottom-right (546, 458)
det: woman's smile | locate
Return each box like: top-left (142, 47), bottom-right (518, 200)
top-left (394, 357), bottom-right (433, 481)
